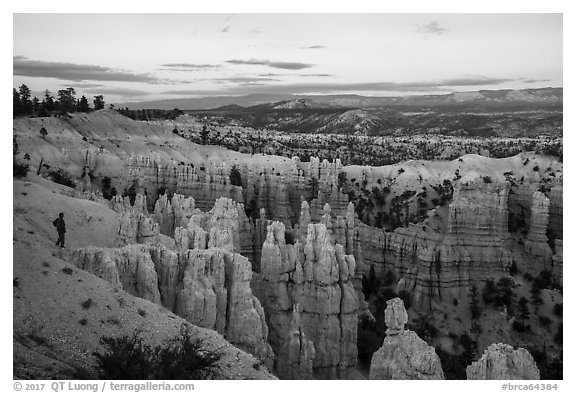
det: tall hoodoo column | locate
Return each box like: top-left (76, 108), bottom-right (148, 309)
top-left (260, 221), bottom-right (358, 378)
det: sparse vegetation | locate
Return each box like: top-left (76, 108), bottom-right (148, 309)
top-left (229, 165), bottom-right (242, 187)
top-left (81, 299), bottom-right (93, 309)
top-left (122, 181), bottom-right (139, 205)
top-left (93, 325), bottom-right (222, 379)
top-left (62, 267), bottom-right (74, 275)
top-left (48, 168), bottom-right (76, 188)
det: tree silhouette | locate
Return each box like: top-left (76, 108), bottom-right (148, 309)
top-left (200, 125), bottom-right (209, 145)
top-left (229, 165), bottom-right (242, 186)
top-left (517, 296), bottom-right (530, 329)
top-left (93, 95), bottom-right (105, 110)
top-left (13, 88), bottom-right (22, 117)
top-left (78, 95), bottom-right (90, 112)
top-left (43, 90), bottom-right (56, 112)
top-left (57, 87), bottom-right (76, 113)
top-left (19, 84), bottom-right (32, 115)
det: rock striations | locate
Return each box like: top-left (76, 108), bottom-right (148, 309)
top-left (369, 178), bottom-right (514, 309)
top-left (260, 221), bottom-right (358, 378)
top-left (369, 297), bottom-right (444, 380)
top-left (524, 191), bottom-right (553, 265)
top-left (466, 343), bottom-right (540, 380)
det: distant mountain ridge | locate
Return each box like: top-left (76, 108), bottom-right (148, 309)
top-left (117, 87), bottom-right (562, 111)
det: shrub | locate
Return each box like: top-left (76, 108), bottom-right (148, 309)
top-left (337, 171), bottom-right (347, 189)
top-left (62, 267), bottom-right (74, 275)
top-left (81, 299), bottom-right (93, 309)
top-left (539, 316), bottom-right (552, 329)
top-left (553, 303), bottom-right (562, 317)
top-left (533, 270), bottom-right (554, 290)
top-left (49, 168), bottom-right (75, 188)
top-left (122, 182), bottom-right (138, 205)
top-left (93, 325), bottom-right (222, 379)
top-left (13, 161), bottom-right (29, 178)
top-left (512, 320), bottom-right (529, 333)
top-left (554, 323), bottom-right (562, 345)
top-left (101, 176), bottom-right (117, 200)
top-left (482, 176), bottom-right (493, 184)
top-left (229, 165), bottom-right (242, 187)
top-left (357, 315), bottom-right (384, 367)
top-left (509, 261), bottom-right (518, 276)
top-left (408, 315), bottom-right (438, 344)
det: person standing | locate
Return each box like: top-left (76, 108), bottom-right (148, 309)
top-left (53, 212), bottom-right (66, 248)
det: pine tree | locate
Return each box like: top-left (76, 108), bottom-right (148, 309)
top-left (200, 125), bottom-right (209, 145)
top-left (93, 95), bottom-right (105, 110)
top-left (57, 87), bottom-right (76, 113)
top-left (13, 88), bottom-right (22, 117)
top-left (518, 296), bottom-right (530, 328)
top-left (470, 284), bottom-right (481, 320)
top-left (19, 84), bottom-right (32, 115)
top-left (509, 260), bottom-right (518, 276)
top-left (495, 277), bottom-right (515, 310)
top-left (482, 279), bottom-right (497, 305)
top-left (530, 286), bottom-right (544, 314)
top-left (43, 89), bottom-right (56, 112)
top-left (78, 95), bottom-right (90, 112)
top-left (32, 96), bottom-right (41, 116)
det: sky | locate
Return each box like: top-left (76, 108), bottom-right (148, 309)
top-left (13, 13), bottom-right (563, 103)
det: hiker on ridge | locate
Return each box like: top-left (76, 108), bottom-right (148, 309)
top-left (53, 212), bottom-right (66, 248)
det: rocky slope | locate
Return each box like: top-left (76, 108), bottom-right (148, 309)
top-left (70, 244), bottom-right (274, 369)
top-left (13, 177), bottom-right (275, 379)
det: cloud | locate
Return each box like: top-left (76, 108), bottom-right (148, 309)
top-left (301, 74), bottom-right (333, 77)
top-left (226, 59), bottom-right (313, 70)
top-left (14, 56), bottom-right (164, 84)
top-left (522, 78), bottom-right (551, 84)
top-left (213, 76), bottom-right (281, 83)
top-left (161, 63), bottom-right (221, 71)
top-left (64, 83), bottom-right (106, 88)
top-left (221, 25), bottom-right (230, 33)
top-left (301, 45), bottom-right (326, 49)
top-left (84, 87), bottom-right (150, 97)
top-left (160, 76), bottom-right (516, 96)
top-left (417, 21), bottom-right (449, 35)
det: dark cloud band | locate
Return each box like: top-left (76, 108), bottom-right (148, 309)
top-left (14, 56), bottom-right (163, 84)
top-left (226, 59), bottom-right (313, 70)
